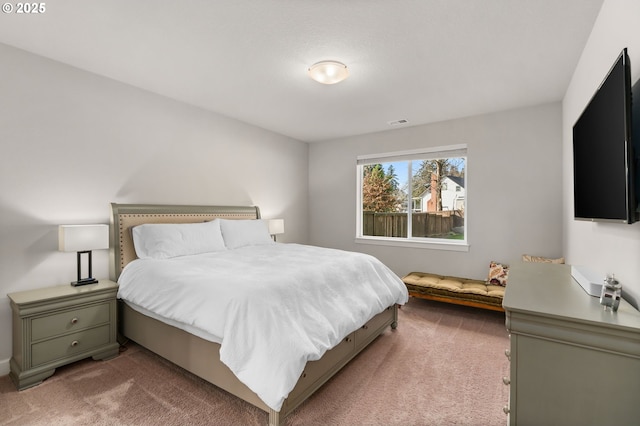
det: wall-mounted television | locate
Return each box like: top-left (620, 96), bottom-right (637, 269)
top-left (573, 48), bottom-right (638, 224)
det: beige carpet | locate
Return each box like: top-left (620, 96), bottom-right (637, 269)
top-left (0, 298), bottom-right (510, 425)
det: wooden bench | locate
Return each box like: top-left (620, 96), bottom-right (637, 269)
top-left (402, 272), bottom-right (505, 312)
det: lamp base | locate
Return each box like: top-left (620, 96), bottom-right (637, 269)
top-left (71, 250), bottom-right (99, 287)
top-left (71, 278), bottom-right (99, 287)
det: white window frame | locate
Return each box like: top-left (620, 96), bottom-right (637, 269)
top-left (355, 144), bottom-right (469, 251)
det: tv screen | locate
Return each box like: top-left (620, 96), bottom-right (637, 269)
top-left (573, 48), bottom-right (637, 223)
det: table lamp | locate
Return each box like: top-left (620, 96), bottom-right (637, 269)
top-left (267, 219), bottom-right (285, 242)
top-left (58, 224), bottom-right (109, 286)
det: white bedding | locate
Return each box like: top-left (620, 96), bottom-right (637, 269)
top-left (117, 243), bottom-right (408, 412)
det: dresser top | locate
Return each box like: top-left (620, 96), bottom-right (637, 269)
top-left (8, 280), bottom-right (118, 305)
top-left (503, 262), bottom-right (640, 332)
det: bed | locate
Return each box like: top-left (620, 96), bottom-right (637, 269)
top-left (109, 203), bottom-right (408, 426)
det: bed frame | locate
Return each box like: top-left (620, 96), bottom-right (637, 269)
top-left (110, 203), bottom-right (399, 426)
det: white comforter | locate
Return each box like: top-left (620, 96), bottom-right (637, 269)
top-left (117, 243), bottom-right (408, 412)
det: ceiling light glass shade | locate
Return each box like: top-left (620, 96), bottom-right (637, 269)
top-left (308, 61), bottom-right (349, 84)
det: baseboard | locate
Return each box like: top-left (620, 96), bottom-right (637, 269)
top-left (0, 358), bottom-right (10, 376)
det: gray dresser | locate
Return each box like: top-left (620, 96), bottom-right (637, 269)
top-left (503, 262), bottom-right (640, 426)
top-left (8, 280), bottom-right (120, 390)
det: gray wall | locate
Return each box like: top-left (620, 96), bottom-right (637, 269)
top-left (309, 102), bottom-right (564, 279)
top-left (562, 0), bottom-right (640, 307)
top-left (0, 43), bottom-right (310, 369)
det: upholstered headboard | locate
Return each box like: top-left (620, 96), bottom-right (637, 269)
top-left (109, 203), bottom-right (261, 280)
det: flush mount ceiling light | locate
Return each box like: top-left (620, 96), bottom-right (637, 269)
top-left (308, 61), bottom-right (349, 84)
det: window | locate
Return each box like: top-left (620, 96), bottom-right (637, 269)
top-left (356, 145), bottom-right (467, 250)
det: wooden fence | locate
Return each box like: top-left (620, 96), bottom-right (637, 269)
top-left (362, 211), bottom-right (464, 238)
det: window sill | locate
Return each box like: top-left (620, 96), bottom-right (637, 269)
top-left (355, 236), bottom-right (469, 252)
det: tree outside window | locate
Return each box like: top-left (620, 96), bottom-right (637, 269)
top-left (357, 146), bottom-right (466, 245)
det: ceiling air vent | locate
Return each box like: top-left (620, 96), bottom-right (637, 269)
top-left (388, 119), bottom-right (408, 126)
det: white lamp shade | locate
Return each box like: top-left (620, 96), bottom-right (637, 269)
top-left (267, 219), bottom-right (285, 235)
top-left (308, 61), bottom-right (349, 84)
top-left (58, 224), bottom-right (109, 252)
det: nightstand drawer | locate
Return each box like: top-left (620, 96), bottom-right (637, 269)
top-left (32, 303), bottom-right (110, 341)
top-left (31, 324), bottom-right (111, 367)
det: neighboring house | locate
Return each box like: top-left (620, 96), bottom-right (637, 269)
top-left (412, 175), bottom-right (465, 212)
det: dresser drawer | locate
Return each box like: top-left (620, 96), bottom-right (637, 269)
top-left (31, 324), bottom-right (111, 367)
top-left (31, 303), bottom-right (110, 341)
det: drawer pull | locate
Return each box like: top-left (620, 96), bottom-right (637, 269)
top-left (345, 337), bottom-right (352, 343)
top-left (505, 349), bottom-right (511, 360)
top-left (503, 405), bottom-right (510, 415)
top-left (71, 317), bottom-right (79, 325)
top-left (362, 325), bottom-right (369, 330)
top-left (70, 340), bottom-right (79, 347)
top-left (502, 376), bottom-right (510, 386)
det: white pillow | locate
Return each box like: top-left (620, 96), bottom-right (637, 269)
top-left (219, 219), bottom-right (274, 249)
top-left (132, 219), bottom-right (226, 259)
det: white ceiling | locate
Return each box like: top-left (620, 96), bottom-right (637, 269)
top-left (0, 0), bottom-right (604, 142)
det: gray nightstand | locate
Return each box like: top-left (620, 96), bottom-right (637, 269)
top-left (8, 280), bottom-right (120, 390)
